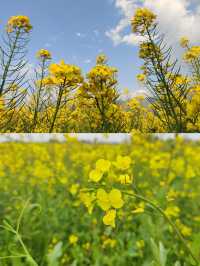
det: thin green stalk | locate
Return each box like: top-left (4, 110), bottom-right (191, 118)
top-left (49, 85), bottom-right (64, 133)
top-left (0, 30), bottom-right (21, 96)
top-left (0, 199), bottom-right (39, 266)
top-left (32, 58), bottom-right (46, 132)
top-left (123, 191), bottom-right (199, 266)
top-left (16, 232), bottom-right (38, 266)
top-left (0, 255), bottom-right (27, 259)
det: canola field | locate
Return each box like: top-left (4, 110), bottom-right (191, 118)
top-left (1, 9), bottom-right (200, 133)
top-left (0, 134), bottom-right (200, 265)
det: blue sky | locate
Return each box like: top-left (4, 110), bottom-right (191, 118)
top-left (0, 0), bottom-right (141, 92)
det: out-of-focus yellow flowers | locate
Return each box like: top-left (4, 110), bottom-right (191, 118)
top-left (0, 135), bottom-right (199, 264)
top-left (115, 155), bottom-right (132, 170)
top-left (69, 234), bottom-right (78, 245)
top-left (183, 46), bottom-right (200, 62)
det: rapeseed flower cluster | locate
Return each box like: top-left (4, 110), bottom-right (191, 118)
top-left (0, 10), bottom-right (200, 133)
top-left (47, 60), bottom-right (83, 86)
top-left (87, 65), bottom-right (117, 82)
top-left (36, 49), bottom-right (52, 60)
top-left (7, 15), bottom-right (32, 33)
top-left (131, 8), bottom-right (156, 34)
top-left (183, 46), bottom-right (200, 62)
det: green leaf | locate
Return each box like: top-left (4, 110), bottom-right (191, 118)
top-left (150, 238), bottom-right (168, 266)
top-left (47, 241), bottom-right (63, 266)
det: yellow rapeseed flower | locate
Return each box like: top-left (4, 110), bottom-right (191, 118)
top-left (96, 188), bottom-right (124, 211)
top-left (102, 238), bottom-right (117, 248)
top-left (136, 240), bottom-right (145, 249)
top-left (183, 46), bottom-right (200, 62)
top-left (69, 234), bottom-right (78, 245)
top-left (176, 219), bottom-right (192, 237)
top-left (180, 37), bottom-right (189, 48)
top-left (164, 206), bottom-right (180, 218)
top-left (79, 192), bottom-right (95, 214)
top-left (96, 159), bottom-right (111, 172)
top-left (118, 174), bottom-right (133, 185)
top-left (89, 169), bottom-right (103, 182)
top-left (131, 8), bottom-right (156, 34)
top-left (103, 209), bottom-right (116, 228)
top-left (87, 65), bottom-right (117, 82)
top-left (36, 49), bottom-right (52, 60)
top-left (115, 155), bottom-right (131, 170)
top-left (96, 54), bottom-right (108, 65)
top-left (48, 60), bottom-right (83, 86)
top-left (7, 15), bottom-right (32, 33)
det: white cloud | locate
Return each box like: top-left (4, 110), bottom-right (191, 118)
top-left (84, 59), bottom-right (92, 64)
top-left (106, 0), bottom-right (200, 47)
top-left (106, 0), bottom-right (138, 45)
top-left (76, 32), bottom-right (86, 38)
top-left (120, 87), bottom-right (149, 101)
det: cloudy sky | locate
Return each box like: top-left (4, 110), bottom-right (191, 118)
top-left (1, 0), bottom-right (200, 92)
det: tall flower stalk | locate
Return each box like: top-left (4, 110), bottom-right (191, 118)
top-left (0, 16), bottom-right (32, 131)
top-left (131, 8), bottom-right (189, 132)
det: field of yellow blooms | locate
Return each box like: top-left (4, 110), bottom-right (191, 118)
top-left (0, 9), bottom-right (200, 133)
top-left (0, 134), bottom-right (200, 265)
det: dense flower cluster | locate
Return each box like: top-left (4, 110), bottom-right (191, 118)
top-left (36, 49), bottom-right (52, 60)
top-left (183, 46), bottom-right (200, 62)
top-left (87, 65), bottom-right (117, 82)
top-left (47, 60), bottom-right (83, 86)
top-left (131, 8), bottom-right (156, 34)
top-left (6, 15), bottom-right (32, 33)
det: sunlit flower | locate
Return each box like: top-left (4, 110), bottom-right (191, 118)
top-left (7, 15), bottom-right (32, 33)
top-left (131, 8), bottom-right (156, 34)
top-left (36, 49), bottom-right (52, 60)
top-left (96, 188), bottom-right (124, 211)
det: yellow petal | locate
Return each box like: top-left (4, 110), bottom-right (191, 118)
top-left (109, 189), bottom-right (124, 209)
top-left (96, 188), bottom-right (111, 211)
top-left (103, 209), bottom-right (116, 227)
top-left (89, 169), bottom-right (103, 182)
top-left (96, 159), bottom-right (111, 172)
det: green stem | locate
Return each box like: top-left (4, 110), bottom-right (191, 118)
top-left (32, 58), bottom-right (46, 132)
top-left (16, 232), bottom-right (38, 266)
top-left (0, 199), bottom-right (39, 266)
top-left (49, 85), bottom-right (64, 133)
top-left (0, 255), bottom-right (27, 259)
top-left (0, 30), bottom-right (21, 96)
top-left (123, 191), bottom-right (199, 265)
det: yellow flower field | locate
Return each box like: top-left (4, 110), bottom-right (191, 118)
top-left (0, 134), bottom-right (200, 265)
top-left (0, 8), bottom-right (200, 133)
